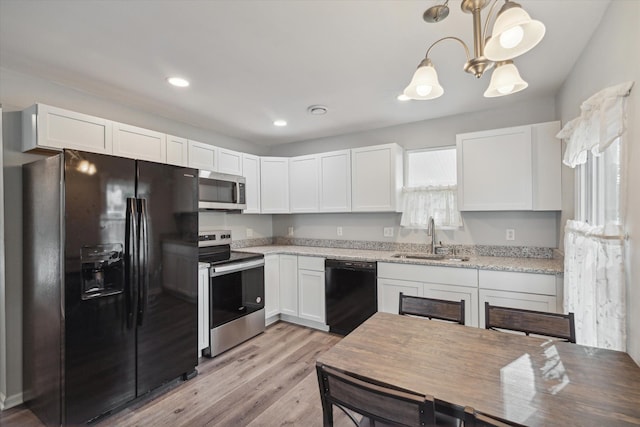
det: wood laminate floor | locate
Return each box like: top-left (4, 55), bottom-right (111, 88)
top-left (0, 322), bottom-right (355, 427)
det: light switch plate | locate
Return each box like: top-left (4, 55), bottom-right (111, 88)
top-left (383, 227), bottom-right (394, 237)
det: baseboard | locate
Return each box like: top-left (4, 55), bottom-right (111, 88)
top-left (280, 314), bottom-right (329, 332)
top-left (0, 391), bottom-right (24, 411)
top-left (265, 314), bottom-right (281, 327)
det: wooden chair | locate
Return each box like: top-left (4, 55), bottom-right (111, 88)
top-left (399, 293), bottom-right (465, 325)
top-left (316, 362), bottom-right (437, 427)
top-left (484, 302), bottom-right (576, 343)
top-left (463, 407), bottom-right (526, 427)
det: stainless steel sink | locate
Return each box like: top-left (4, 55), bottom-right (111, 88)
top-left (390, 253), bottom-right (469, 262)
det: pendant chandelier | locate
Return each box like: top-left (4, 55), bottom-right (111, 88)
top-left (403, 0), bottom-right (545, 100)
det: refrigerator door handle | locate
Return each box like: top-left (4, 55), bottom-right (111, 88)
top-left (137, 198), bottom-right (150, 326)
top-left (125, 197), bottom-right (139, 329)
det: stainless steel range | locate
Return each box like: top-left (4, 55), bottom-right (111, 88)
top-left (198, 230), bottom-right (265, 357)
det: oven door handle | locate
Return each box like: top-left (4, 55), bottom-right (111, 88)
top-left (210, 259), bottom-right (265, 277)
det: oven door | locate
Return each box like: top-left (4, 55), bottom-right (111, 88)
top-left (209, 258), bottom-right (265, 329)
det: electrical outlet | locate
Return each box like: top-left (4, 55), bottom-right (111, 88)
top-left (246, 227), bottom-right (253, 238)
top-left (288, 226), bottom-right (294, 237)
top-left (383, 227), bottom-right (394, 237)
top-left (337, 226), bottom-right (343, 236)
top-left (506, 228), bottom-right (515, 241)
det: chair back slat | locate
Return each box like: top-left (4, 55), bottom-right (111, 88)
top-left (317, 363), bottom-right (436, 427)
top-left (484, 302), bottom-right (576, 343)
top-left (464, 406), bottom-right (526, 427)
top-left (399, 293), bottom-right (465, 325)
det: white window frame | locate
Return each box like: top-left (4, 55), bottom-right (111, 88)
top-left (404, 146), bottom-right (457, 188)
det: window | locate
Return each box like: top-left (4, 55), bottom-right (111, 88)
top-left (401, 147), bottom-right (461, 229)
top-left (575, 137), bottom-right (622, 229)
top-left (406, 147), bottom-right (457, 187)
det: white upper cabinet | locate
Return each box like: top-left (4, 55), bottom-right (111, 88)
top-left (289, 155), bottom-right (319, 213)
top-left (113, 122), bottom-right (166, 163)
top-left (218, 147), bottom-right (243, 176)
top-left (260, 157), bottom-right (290, 213)
top-left (22, 104), bottom-right (113, 154)
top-left (351, 143), bottom-right (404, 212)
top-left (188, 140), bottom-right (218, 171)
top-left (456, 121), bottom-right (561, 211)
top-left (319, 150), bottom-right (351, 212)
top-left (242, 153), bottom-right (261, 214)
top-left (166, 135), bottom-right (188, 167)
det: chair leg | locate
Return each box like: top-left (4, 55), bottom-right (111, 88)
top-left (316, 365), bottom-right (334, 427)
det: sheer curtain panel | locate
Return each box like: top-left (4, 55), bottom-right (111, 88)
top-left (400, 185), bottom-right (462, 229)
top-left (557, 81), bottom-right (633, 351)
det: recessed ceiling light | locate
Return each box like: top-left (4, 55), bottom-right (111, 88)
top-left (307, 105), bottom-right (328, 115)
top-left (273, 119), bottom-right (287, 127)
top-left (167, 77), bottom-right (190, 87)
top-left (397, 94), bottom-right (411, 101)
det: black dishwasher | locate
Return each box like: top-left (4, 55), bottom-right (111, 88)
top-left (325, 259), bottom-right (377, 335)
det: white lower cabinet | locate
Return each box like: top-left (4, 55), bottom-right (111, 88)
top-left (264, 254), bottom-right (327, 330)
top-left (297, 257), bottom-right (325, 324)
top-left (377, 278), bottom-right (422, 314)
top-left (264, 254), bottom-right (280, 324)
top-left (377, 262), bottom-right (479, 326)
top-left (279, 254), bottom-right (298, 316)
top-left (478, 269), bottom-right (559, 328)
top-left (197, 263), bottom-right (210, 356)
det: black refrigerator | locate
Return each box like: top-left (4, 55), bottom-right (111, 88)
top-left (23, 150), bottom-right (199, 425)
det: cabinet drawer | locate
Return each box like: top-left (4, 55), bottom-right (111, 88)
top-left (479, 270), bottom-right (556, 295)
top-left (298, 256), bottom-right (325, 271)
top-left (378, 262), bottom-right (477, 287)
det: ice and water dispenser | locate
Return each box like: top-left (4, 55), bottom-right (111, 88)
top-left (81, 244), bottom-right (125, 299)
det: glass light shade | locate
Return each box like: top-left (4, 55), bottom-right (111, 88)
top-left (484, 61), bottom-right (528, 97)
top-left (403, 61), bottom-right (444, 100)
top-left (485, 5), bottom-right (545, 61)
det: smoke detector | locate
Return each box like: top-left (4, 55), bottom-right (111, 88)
top-left (307, 105), bottom-right (328, 115)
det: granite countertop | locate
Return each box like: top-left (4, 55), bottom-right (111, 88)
top-left (235, 245), bottom-right (564, 275)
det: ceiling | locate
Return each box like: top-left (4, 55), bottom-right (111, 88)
top-left (0, 0), bottom-right (610, 146)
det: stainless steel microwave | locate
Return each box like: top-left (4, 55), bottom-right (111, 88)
top-left (198, 170), bottom-right (246, 211)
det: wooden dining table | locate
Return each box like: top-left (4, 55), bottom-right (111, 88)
top-left (316, 312), bottom-right (640, 426)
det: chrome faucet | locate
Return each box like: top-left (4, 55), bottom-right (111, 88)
top-left (428, 216), bottom-right (436, 254)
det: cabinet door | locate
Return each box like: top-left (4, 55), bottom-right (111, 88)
top-left (218, 147), bottom-right (243, 175)
top-left (422, 282), bottom-right (479, 327)
top-left (197, 265), bottom-right (210, 354)
top-left (298, 269), bottom-right (325, 323)
top-left (479, 289), bottom-right (558, 328)
top-left (289, 155), bottom-right (319, 213)
top-left (377, 278), bottom-right (422, 314)
top-left (264, 254), bottom-right (280, 321)
top-left (242, 154), bottom-right (261, 214)
top-left (112, 122), bottom-right (166, 162)
top-left (531, 121), bottom-right (562, 210)
top-left (166, 135), bottom-right (188, 167)
top-left (319, 150), bottom-right (351, 212)
top-left (260, 157), bottom-right (290, 213)
top-left (22, 104), bottom-right (113, 154)
top-left (279, 255), bottom-right (298, 316)
top-left (351, 143), bottom-right (403, 212)
top-left (188, 140), bottom-right (218, 171)
top-left (457, 125), bottom-right (532, 210)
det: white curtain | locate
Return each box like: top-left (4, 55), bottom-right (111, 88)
top-left (558, 81), bottom-right (634, 167)
top-left (557, 81), bottom-right (633, 351)
top-left (563, 220), bottom-right (626, 350)
top-left (400, 185), bottom-right (462, 229)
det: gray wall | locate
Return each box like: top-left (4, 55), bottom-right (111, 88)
top-left (555, 0), bottom-right (640, 364)
top-left (269, 96), bottom-right (561, 248)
